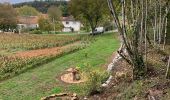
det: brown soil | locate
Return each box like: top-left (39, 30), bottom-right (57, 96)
top-left (11, 42), bottom-right (80, 58)
top-left (14, 47), bottom-right (62, 58)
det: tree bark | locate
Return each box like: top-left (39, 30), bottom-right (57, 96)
top-left (163, 6), bottom-right (169, 50)
top-left (140, 0), bottom-right (144, 44)
top-left (130, 0), bottom-right (135, 25)
top-left (144, 0), bottom-right (148, 69)
top-left (158, 3), bottom-right (162, 46)
top-left (53, 18), bottom-right (56, 33)
top-left (154, 1), bottom-right (158, 46)
top-left (166, 56), bottom-right (170, 79)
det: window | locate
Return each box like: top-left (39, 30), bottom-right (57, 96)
top-left (66, 21), bottom-right (69, 24)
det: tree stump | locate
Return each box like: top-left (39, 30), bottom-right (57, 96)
top-left (72, 68), bottom-right (80, 81)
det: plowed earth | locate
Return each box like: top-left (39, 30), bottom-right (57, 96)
top-left (11, 42), bottom-right (80, 58)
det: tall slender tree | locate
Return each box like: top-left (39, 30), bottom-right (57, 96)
top-left (48, 6), bottom-right (62, 33)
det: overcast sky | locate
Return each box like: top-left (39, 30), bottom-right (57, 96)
top-left (0, 0), bottom-right (34, 4)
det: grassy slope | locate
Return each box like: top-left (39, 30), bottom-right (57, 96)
top-left (0, 33), bottom-right (119, 100)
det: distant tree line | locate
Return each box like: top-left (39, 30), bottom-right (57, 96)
top-left (13, 0), bottom-right (70, 17)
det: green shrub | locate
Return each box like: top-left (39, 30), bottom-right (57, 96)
top-left (82, 66), bottom-right (109, 96)
top-left (30, 30), bottom-right (42, 34)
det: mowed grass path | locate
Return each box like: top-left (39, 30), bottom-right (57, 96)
top-left (0, 33), bottom-right (119, 100)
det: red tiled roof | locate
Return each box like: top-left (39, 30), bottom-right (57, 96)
top-left (18, 16), bottom-right (39, 24)
top-left (61, 16), bottom-right (75, 21)
top-left (18, 15), bottom-right (76, 24)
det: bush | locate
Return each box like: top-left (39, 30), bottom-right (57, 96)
top-left (30, 30), bottom-right (42, 34)
top-left (82, 66), bottom-right (110, 96)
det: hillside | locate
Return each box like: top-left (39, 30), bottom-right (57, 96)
top-left (13, 0), bottom-right (70, 16)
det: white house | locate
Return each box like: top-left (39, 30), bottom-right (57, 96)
top-left (61, 16), bottom-right (81, 32)
top-left (17, 16), bottom-right (39, 30)
top-left (17, 15), bottom-right (81, 33)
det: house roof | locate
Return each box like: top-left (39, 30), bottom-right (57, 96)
top-left (18, 16), bottom-right (39, 24)
top-left (61, 16), bottom-right (75, 21)
top-left (18, 15), bottom-right (77, 24)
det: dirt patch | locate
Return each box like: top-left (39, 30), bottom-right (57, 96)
top-left (11, 42), bottom-right (80, 58)
top-left (14, 47), bottom-right (62, 58)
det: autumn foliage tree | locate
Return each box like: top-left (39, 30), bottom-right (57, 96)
top-left (0, 3), bottom-right (18, 32)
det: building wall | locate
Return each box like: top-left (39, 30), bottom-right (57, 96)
top-left (62, 21), bottom-right (81, 32)
top-left (18, 24), bottom-right (39, 29)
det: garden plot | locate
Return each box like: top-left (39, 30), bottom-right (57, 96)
top-left (0, 34), bottom-right (87, 81)
top-left (0, 33), bottom-right (81, 51)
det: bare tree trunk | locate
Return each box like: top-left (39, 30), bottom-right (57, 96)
top-left (131, 0), bottom-right (135, 25)
top-left (140, 0), bottom-right (144, 50)
top-left (166, 56), bottom-right (170, 79)
top-left (158, 3), bottom-right (162, 46)
top-left (144, 0), bottom-right (148, 69)
top-left (122, 0), bottom-right (127, 38)
top-left (163, 7), bottom-right (168, 50)
top-left (107, 0), bottom-right (127, 50)
top-left (154, 1), bottom-right (157, 46)
top-left (152, 22), bottom-right (156, 46)
top-left (53, 18), bottom-right (56, 33)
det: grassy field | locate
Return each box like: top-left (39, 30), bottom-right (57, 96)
top-left (0, 33), bottom-right (119, 100)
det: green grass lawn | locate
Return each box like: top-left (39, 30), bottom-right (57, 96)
top-left (0, 33), bottom-right (119, 100)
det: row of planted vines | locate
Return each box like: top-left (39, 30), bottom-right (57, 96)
top-left (0, 34), bottom-right (81, 50)
top-left (0, 33), bottom-right (89, 81)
